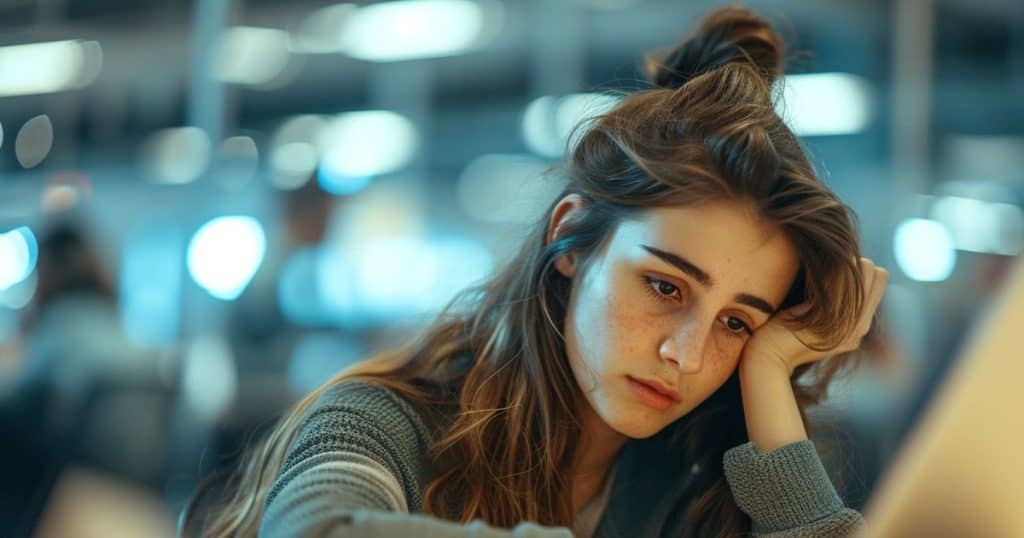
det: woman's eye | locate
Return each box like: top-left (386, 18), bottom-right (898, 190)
top-left (720, 315), bottom-right (751, 336)
top-left (654, 280), bottom-right (677, 296)
top-left (644, 276), bottom-right (681, 302)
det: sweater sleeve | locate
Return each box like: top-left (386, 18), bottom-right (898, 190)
top-left (722, 440), bottom-right (865, 537)
top-left (259, 381), bottom-right (573, 538)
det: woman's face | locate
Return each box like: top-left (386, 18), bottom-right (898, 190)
top-left (553, 197), bottom-right (799, 439)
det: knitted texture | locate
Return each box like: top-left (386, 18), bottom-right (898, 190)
top-left (259, 380), bottom-right (864, 537)
top-left (723, 440), bottom-right (865, 536)
top-left (261, 381), bottom-right (434, 535)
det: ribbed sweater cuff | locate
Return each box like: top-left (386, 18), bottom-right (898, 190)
top-left (722, 440), bottom-right (845, 534)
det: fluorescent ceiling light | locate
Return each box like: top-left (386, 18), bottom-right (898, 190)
top-left (213, 26), bottom-right (291, 85)
top-left (318, 110), bottom-right (418, 178)
top-left (0, 40), bottom-right (102, 97)
top-left (776, 73), bottom-right (873, 136)
top-left (341, 0), bottom-right (497, 62)
top-left (893, 218), bottom-right (956, 282)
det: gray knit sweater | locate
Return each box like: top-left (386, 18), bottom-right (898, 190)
top-left (259, 381), bottom-right (864, 537)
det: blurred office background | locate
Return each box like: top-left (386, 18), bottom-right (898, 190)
top-left (0, 0), bottom-right (1021, 536)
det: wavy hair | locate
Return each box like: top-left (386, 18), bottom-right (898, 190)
top-left (191, 5), bottom-right (866, 537)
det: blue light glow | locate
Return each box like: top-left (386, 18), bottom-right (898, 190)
top-left (894, 218), bottom-right (956, 282)
top-left (316, 165), bottom-right (372, 196)
top-left (0, 226), bottom-right (37, 291)
top-left (121, 224), bottom-right (183, 347)
top-left (186, 216), bottom-right (266, 300)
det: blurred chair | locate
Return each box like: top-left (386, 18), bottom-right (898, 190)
top-left (0, 221), bottom-right (174, 534)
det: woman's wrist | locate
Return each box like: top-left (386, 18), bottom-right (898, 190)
top-left (738, 351), bottom-right (808, 453)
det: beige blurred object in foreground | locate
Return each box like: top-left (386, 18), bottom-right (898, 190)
top-left (862, 257), bottom-right (1024, 536)
top-left (33, 467), bottom-right (176, 538)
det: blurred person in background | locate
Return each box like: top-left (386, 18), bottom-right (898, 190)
top-left (1, 219), bottom-right (172, 536)
top-left (12, 222), bottom-right (122, 426)
top-left (185, 7), bottom-right (887, 538)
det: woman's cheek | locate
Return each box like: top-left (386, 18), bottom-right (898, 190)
top-left (708, 336), bottom-right (742, 374)
top-left (605, 296), bottom-right (638, 331)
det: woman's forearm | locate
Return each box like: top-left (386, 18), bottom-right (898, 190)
top-left (737, 355), bottom-right (808, 453)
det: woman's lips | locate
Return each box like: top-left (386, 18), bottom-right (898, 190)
top-left (627, 376), bottom-right (678, 411)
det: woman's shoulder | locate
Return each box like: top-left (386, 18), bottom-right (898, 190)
top-left (266, 379), bottom-right (441, 520)
top-left (309, 379), bottom-right (435, 440)
top-left (316, 378), bottom-right (410, 407)
top-left (280, 378), bottom-right (438, 487)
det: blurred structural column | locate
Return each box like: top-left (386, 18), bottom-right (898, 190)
top-left (528, 0), bottom-right (585, 98)
top-left (891, 0), bottom-right (934, 194)
top-left (189, 0), bottom-right (234, 143)
top-left (1011, 3), bottom-right (1024, 101)
top-left (366, 60), bottom-right (433, 203)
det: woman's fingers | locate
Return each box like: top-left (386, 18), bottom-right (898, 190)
top-left (774, 257), bottom-right (889, 359)
top-left (855, 264), bottom-right (889, 338)
top-left (861, 257), bottom-right (876, 302)
top-left (867, 265), bottom-right (889, 316)
top-left (838, 258), bottom-right (886, 348)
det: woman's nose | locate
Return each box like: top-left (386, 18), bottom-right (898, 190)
top-left (659, 317), bottom-right (713, 374)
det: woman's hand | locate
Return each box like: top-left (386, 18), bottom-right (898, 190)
top-left (736, 257), bottom-right (889, 453)
top-left (741, 257), bottom-right (889, 377)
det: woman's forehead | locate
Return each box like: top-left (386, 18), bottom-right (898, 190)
top-left (619, 201), bottom-right (779, 250)
top-left (609, 203), bottom-right (799, 299)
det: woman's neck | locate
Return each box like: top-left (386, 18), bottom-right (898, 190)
top-left (571, 400), bottom-right (627, 513)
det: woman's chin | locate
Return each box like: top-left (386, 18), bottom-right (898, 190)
top-left (602, 407), bottom-right (672, 439)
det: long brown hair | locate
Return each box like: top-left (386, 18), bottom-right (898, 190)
top-left (195, 6), bottom-right (865, 537)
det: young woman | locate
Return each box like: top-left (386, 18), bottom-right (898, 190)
top-left (190, 6), bottom-right (888, 537)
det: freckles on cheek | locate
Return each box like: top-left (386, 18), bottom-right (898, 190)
top-left (711, 343), bottom-right (743, 376)
top-left (603, 294), bottom-right (649, 358)
top-left (701, 339), bottom-right (730, 372)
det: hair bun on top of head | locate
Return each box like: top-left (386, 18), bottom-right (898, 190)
top-left (644, 6), bottom-right (784, 90)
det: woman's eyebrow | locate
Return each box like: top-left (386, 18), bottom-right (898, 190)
top-left (641, 245), bottom-right (713, 287)
top-left (641, 245), bottom-right (776, 315)
top-left (735, 294), bottom-right (775, 316)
